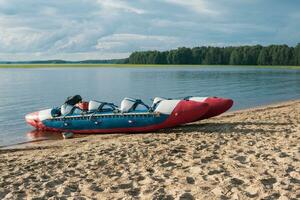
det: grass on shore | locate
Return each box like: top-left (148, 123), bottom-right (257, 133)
top-left (0, 63), bottom-right (300, 69)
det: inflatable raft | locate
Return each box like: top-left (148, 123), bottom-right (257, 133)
top-left (183, 96), bottom-right (233, 120)
top-left (152, 96), bottom-right (233, 121)
top-left (25, 97), bottom-right (210, 133)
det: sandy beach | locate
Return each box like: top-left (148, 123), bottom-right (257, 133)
top-left (1, 100), bottom-right (299, 200)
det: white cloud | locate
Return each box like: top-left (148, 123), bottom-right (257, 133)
top-left (0, 0), bottom-right (299, 61)
top-left (0, 51), bottom-right (129, 61)
top-left (0, 28), bottom-right (50, 52)
top-left (96, 0), bottom-right (145, 14)
top-left (95, 33), bottom-right (179, 51)
top-left (164, 0), bottom-right (219, 16)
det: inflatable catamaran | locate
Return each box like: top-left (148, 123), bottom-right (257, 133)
top-left (25, 95), bottom-right (233, 133)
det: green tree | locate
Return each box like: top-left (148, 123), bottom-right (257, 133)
top-left (222, 47), bottom-right (234, 64)
top-left (294, 43), bottom-right (300, 65)
top-left (128, 44), bottom-right (298, 66)
top-left (173, 47), bottom-right (193, 64)
top-left (204, 47), bottom-right (223, 64)
top-left (229, 48), bottom-right (243, 65)
top-left (257, 47), bottom-right (271, 65)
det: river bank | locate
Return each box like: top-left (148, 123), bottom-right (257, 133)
top-left (1, 100), bottom-right (300, 199)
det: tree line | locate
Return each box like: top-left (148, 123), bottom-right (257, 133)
top-left (127, 44), bottom-right (300, 65)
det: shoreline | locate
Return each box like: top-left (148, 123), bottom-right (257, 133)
top-left (1, 98), bottom-right (299, 150)
top-left (0, 63), bottom-right (300, 70)
top-left (1, 100), bottom-right (299, 199)
top-left (228, 98), bottom-right (300, 114)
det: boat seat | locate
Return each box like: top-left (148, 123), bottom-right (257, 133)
top-left (89, 100), bottom-right (119, 113)
top-left (120, 98), bottom-right (136, 112)
top-left (150, 97), bottom-right (166, 111)
top-left (88, 100), bottom-right (102, 112)
top-left (120, 97), bottom-right (149, 113)
top-left (61, 104), bottom-right (81, 115)
top-left (61, 104), bottom-right (73, 115)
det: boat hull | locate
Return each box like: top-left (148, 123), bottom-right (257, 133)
top-left (188, 97), bottom-right (234, 120)
top-left (25, 100), bottom-right (209, 133)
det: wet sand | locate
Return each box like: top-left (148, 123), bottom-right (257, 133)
top-left (1, 100), bottom-right (300, 199)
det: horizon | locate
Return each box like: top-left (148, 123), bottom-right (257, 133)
top-left (0, 0), bottom-right (300, 61)
top-left (0, 43), bottom-right (299, 63)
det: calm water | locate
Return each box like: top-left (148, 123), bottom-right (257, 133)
top-left (0, 66), bottom-right (300, 146)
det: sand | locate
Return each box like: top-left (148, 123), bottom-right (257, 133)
top-left (1, 100), bottom-right (300, 200)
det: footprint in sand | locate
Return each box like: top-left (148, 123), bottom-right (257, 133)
top-left (234, 155), bottom-right (247, 164)
top-left (117, 182), bottom-right (133, 190)
top-left (244, 186), bottom-right (259, 198)
top-left (186, 177), bottom-right (195, 184)
top-left (126, 187), bottom-right (140, 197)
top-left (0, 189), bottom-right (9, 199)
top-left (278, 152), bottom-right (289, 158)
top-left (153, 188), bottom-right (174, 200)
top-left (208, 168), bottom-right (225, 176)
top-left (230, 178), bottom-right (244, 186)
top-left (89, 183), bottom-right (104, 192)
top-left (44, 178), bottom-right (65, 188)
top-left (201, 155), bottom-right (219, 164)
top-left (179, 192), bottom-right (194, 200)
top-left (262, 192), bottom-right (280, 200)
top-left (260, 177), bottom-right (277, 189)
top-left (57, 183), bottom-right (79, 195)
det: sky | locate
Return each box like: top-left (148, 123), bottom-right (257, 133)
top-left (0, 0), bottom-right (299, 61)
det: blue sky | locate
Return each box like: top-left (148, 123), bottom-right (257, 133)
top-left (0, 0), bottom-right (299, 61)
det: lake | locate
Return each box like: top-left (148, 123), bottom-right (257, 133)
top-left (0, 66), bottom-right (300, 147)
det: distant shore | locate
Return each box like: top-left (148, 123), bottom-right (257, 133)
top-left (1, 99), bottom-right (299, 199)
top-left (0, 63), bottom-right (300, 69)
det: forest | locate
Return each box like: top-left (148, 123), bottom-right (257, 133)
top-left (127, 44), bottom-right (300, 65)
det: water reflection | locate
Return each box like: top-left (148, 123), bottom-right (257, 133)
top-left (26, 130), bottom-right (87, 141)
top-left (26, 130), bottom-right (63, 141)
